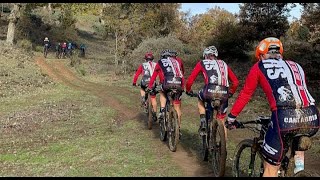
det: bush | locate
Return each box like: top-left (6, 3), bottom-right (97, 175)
top-left (17, 39), bottom-right (33, 51)
top-left (35, 45), bottom-right (43, 52)
top-left (206, 22), bottom-right (250, 63)
top-left (127, 35), bottom-right (196, 73)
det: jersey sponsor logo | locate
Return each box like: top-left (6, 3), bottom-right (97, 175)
top-left (277, 86), bottom-right (294, 102)
top-left (209, 74), bottom-right (218, 83)
top-left (207, 86), bottom-right (227, 94)
top-left (262, 140), bottom-right (278, 155)
top-left (262, 60), bottom-right (287, 79)
top-left (284, 114), bottom-right (317, 124)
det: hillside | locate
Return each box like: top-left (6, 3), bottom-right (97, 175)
top-left (0, 6), bottom-right (320, 177)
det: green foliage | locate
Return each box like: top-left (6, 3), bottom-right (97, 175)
top-left (16, 39), bottom-right (33, 51)
top-left (239, 3), bottom-right (291, 42)
top-left (206, 21), bottom-right (250, 62)
top-left (127, 35), bottom-right (196, 72)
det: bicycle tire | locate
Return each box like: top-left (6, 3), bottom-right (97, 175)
top-left (168, 107), bottom-right (179, 152)
top-left (293, 170), bottom-right (312, 177)
top-left (210, 120), bottom-right (227, 177)
top-left (233, 139), bottom-right (263, 177)
top-left (201, 132), bottom-right (209, 161)
top-left (147, 95), bottom-right (153, 130)
top-left (159, 108), bottom-right (167, 142)
top-left (44, 48), bottom-right (48, 58)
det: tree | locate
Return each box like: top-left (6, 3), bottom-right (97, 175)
top-left (238, 3), bottom-right (292, 41)
top-left (6, 3), bottom-right (22, 45)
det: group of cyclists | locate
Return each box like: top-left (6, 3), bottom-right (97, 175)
top-left (43, 37), bottom-right (86, 58)
top-left (132, 37), bottom-right (320, 177)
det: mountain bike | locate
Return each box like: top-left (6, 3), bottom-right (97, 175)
top-left (144, 84), bottom-right (159, 130)
top-left (137, 83), bottom-right (158, 130)
top-left (159, 87), bottom-right (183, 152)
top-left (232, 116), bottom-right (315, 177)
top-left (43, 44), bottom-right (49, 58)
top-left (187, 92), bottom-right (227, 177)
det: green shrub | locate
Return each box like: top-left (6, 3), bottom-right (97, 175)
top-left (35, 45), bottom-right (43, 52)
top-left (17, 39), bottom-right (33, 51)
top-left (127, 34), bottom-right (195, 73)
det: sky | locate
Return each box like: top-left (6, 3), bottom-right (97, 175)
top-left (180, 3), bottom-right (302, 22)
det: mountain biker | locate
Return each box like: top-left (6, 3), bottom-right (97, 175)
top-left (55, 42), bottom-right (62, 57)
top-left (67, 42), bottom-right (73, 55)
top-left (225, 37), bottom-right (319, 177)
top-left (185, 46), bottom-right (239, 138)
top-left (61, 42), bottom-right (67, 56)
top-left (147, 49), bottom-right (185, 138)
top-left (43, 37), bottom-right (50, 50)
top-left (132, 52), bottom-right (158, 121)
top-left (80, 43), bottom-right (86, 57)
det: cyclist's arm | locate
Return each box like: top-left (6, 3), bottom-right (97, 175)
top-left (132, 65), bottom-right (143, 84)
top-left (186, 61), bottom-right (202, 92)
top-left (227, 66), bottom-right (239, 94)
top-left (148, 63), bottom-right (161, 88)
top-left (229, 63), bottom-right (260, 117)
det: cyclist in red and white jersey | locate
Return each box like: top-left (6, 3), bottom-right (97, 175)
top-left (186, 46), bottom-right (239, 137)
top-left (226, 37), bottom-right (319, 177)
top-left (132, 52), bottom-right (158, 121)
top-left (148, 49), bottom-right (185, 137)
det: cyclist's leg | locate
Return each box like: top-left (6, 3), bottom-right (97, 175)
top-left (140, 84), bottom-right (146, 105)
top-left (216, 94), bottom-right (229, 140)
top-left (150, 90), bottom-right (157, 113)
top-left (261, 110), bottom-right (285, 177)
top-left (172, 89), bottom-right (183, 128)
top-left (158, 90), bottom-right (166, 120)
top-left (197, 89), bottom-right (206, 133)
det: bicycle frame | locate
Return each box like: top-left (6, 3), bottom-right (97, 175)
top-left (238, 117), bottom-right (313, 177)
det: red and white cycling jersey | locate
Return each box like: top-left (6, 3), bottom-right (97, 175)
top-left (148, 57), bottom-right (185, 89)
top-left (230, 58), bottom-right (315, 117)
top-left (133, 61), bottom-right (157, 84)
top-left (186, 59), bottom-right (239, 94)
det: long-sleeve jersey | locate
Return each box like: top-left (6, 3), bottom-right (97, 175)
top-left (186, 59), bottom-right (239, 94)
top-left (148, 57), bottom-right (185, 89)
top-left (132, 61), bottom-right (157, 84)
top-left (230, 58), bottom-right (316, 117)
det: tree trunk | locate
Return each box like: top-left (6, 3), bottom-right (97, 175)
top-left (99, 3), bottom-right (106, 25)
top-left (48, 3), bottom-right (52, 13)
top-left (115, 30), bottom-right (118, 67)
top-left (6, 3), bottom-right (21, 45)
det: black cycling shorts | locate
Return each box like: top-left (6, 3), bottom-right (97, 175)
top-left (261, 105), bottom-right (319, 166)
top-left (198, 84), bottom-right (229, 119)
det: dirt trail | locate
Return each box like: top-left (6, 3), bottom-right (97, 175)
top-left (35, 56), bottom-right (214, 177)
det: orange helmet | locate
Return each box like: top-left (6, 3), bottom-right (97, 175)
top-left (255, 37), bottom-right (283, 61)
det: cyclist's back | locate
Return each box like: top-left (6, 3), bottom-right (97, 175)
top-left (227, 37), bottom-right (319, 176)
top-left (153, 56), bottom-right (185, 92)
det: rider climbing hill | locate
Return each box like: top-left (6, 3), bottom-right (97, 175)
top-left (147, 49), bottom-right (185, 138)
top-left (185, 45), bottom-right (239, 137)
top-left (226, 37), bottom-right (320, 177)
top-left (132, 52), bottom-right (158, 121)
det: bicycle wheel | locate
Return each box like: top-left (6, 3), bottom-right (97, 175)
top-left (159, 107), bottom-right (167, 142)
top-left (147, 94), bottom-right (153, 130)
top-left (201, 131), bottom-right (209, 161)
top-left (293, 170), bottom-right (313, 177)
top-left (44, 48), bottom-right (47, 58)
top-left (233, 139), bottom-right (263, 177)
top-left (168, 106), bottom-right (179, 152)
top-left (210, 120), bottom-right (227, 177)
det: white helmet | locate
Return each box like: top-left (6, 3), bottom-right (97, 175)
top-left (203, 46), bottom-right (218, 58)
top-left (45, 37), bottom-right (49, 40)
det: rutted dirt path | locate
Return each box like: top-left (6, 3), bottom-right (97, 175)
top-left (35, 56), bottom-right (214, 177)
